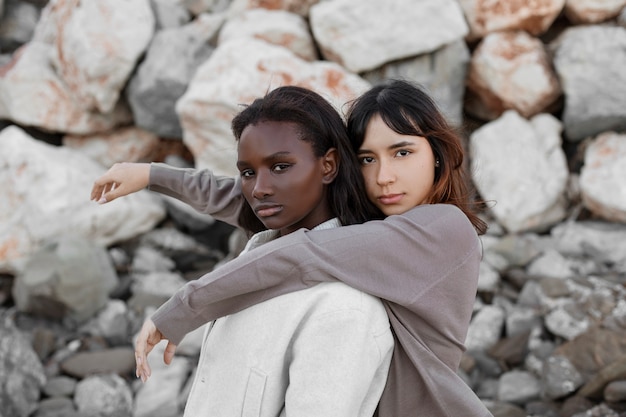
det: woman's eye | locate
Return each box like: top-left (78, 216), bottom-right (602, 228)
top-left (395, 149), bottom-right (412, 158)
top-left (272, 163), bottom-right (291, 172)
top-left (359, 156), bottom-right (375, 165)
top-left (240, 169), bottom-right (254, 178)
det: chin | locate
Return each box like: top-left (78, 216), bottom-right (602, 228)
top-left (380, 206), bottom-right (405, 216)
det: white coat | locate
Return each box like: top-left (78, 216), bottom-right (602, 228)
top-left (183, 219), bottom-right (393, 417)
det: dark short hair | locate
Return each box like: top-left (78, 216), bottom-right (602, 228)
top-left (346, 79), bottom-right (487, 234)
top-left (231, 85), bottom-right (382, 233)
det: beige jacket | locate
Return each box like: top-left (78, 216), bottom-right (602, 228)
top-left (183, 220), bottom-right (393, 417)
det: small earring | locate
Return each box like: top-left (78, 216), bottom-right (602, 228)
top-left (435, 159), bottom-right (440, 167)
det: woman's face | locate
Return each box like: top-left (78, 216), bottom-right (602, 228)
top-left (357, 114), bottom-right (436, 216)
top-left (237, 121), bottom-right (335, 236)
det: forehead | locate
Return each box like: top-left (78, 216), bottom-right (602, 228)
top-left (361, 114), bottom-right (421, 150)
top-left (237, 121), bottom-right (313, 159)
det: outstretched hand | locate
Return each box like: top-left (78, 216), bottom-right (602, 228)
top-left (91, 162), bottom-right (151, 204)
top-left (134, 318), bottom-right (178, 383)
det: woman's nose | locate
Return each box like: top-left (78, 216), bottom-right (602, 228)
top-left (252, 171), bottom-right (273, 199)
top-left (376, 161), bottom-right (396, 186)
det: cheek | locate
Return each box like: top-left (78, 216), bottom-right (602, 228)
top-left (411, 166), bottom-right (435, 196)
top-left (240, 182), bottom-right (255, 203)
top-left (361, 168), bottom-right (377, 192)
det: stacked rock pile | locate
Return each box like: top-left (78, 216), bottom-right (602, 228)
top-left (1, 1), bottom-right (626, 417)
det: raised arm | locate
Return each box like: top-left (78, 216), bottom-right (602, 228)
top-left (152, 203), bottom-right (482, 345)
top-left (91, 162), bottom-right (245, 227)
top-left (147, 163), bottom-right (244, 227)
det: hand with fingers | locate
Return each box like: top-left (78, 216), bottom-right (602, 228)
top-left (134, 318), bottom-right (178, 383)
top-left (91, 162), bottom-right (151, 204)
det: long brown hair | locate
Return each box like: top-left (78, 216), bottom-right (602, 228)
top-left (345, 79), bottom-right (487, 235)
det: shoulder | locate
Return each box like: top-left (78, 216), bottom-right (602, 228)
top-left (386, 204), bottom-right (475, 238)
top-left (387, 204), bottom-right (480, 258)
top-left (302, 204), bottom-right (479, 256)
top-left (392, 203), bottom-right (468, 224)
top-left (302, 282), bottom-right (387, 317)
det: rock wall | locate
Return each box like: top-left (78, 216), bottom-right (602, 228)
top-left (1, 1), bottom-right (626, 416)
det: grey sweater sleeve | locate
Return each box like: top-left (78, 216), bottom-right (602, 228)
top-left (147, 163), bottom-right (244, 227)
top-left (152, 204), bottom-right (482, 345)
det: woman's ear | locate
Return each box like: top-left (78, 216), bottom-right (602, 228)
top-left (322, 148), bottom-right (339, 184)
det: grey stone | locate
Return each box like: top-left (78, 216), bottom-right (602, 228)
top-left (542, 355), bottom-right (584, 400)
top-left (553, 25), bottom-right (626, 141)
top-left (0, 316), bottom-right (46, 417)
top-left (12, 236), bottom-right (118, 324)
top-left (0, 0), bottom-right (40, 53)
top-left (126, 15), bottom-right (219, 138)
top-left (32, 396), bottom-right (78, 417)
top-left (603, 379), bottom-right (626, 403)
top-left (497, 370), bottom-right (541, 404)
top-left (42, 375), bottom-right (77, 397)
top-left (78, 300), bottom-right (133, 346)
top-left (60, 347), bottom-right (135, 379)
top-left (74, 374), bottom-right (133, 417)
top-left (150, 0), bottom-right (191, 30)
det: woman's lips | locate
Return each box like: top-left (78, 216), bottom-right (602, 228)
top-left (378, 194), bottom-right (403, 205)
top-left (254, 204), bottom-right (283, 217)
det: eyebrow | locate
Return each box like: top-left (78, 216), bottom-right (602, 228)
top-left (358, 140), bottom-right (416, 155)
top-left (237, 151), bottom-right (293, 168)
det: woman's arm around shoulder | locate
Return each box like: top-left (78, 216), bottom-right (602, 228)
top-left (151, 203), bottom-right (482, 344)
